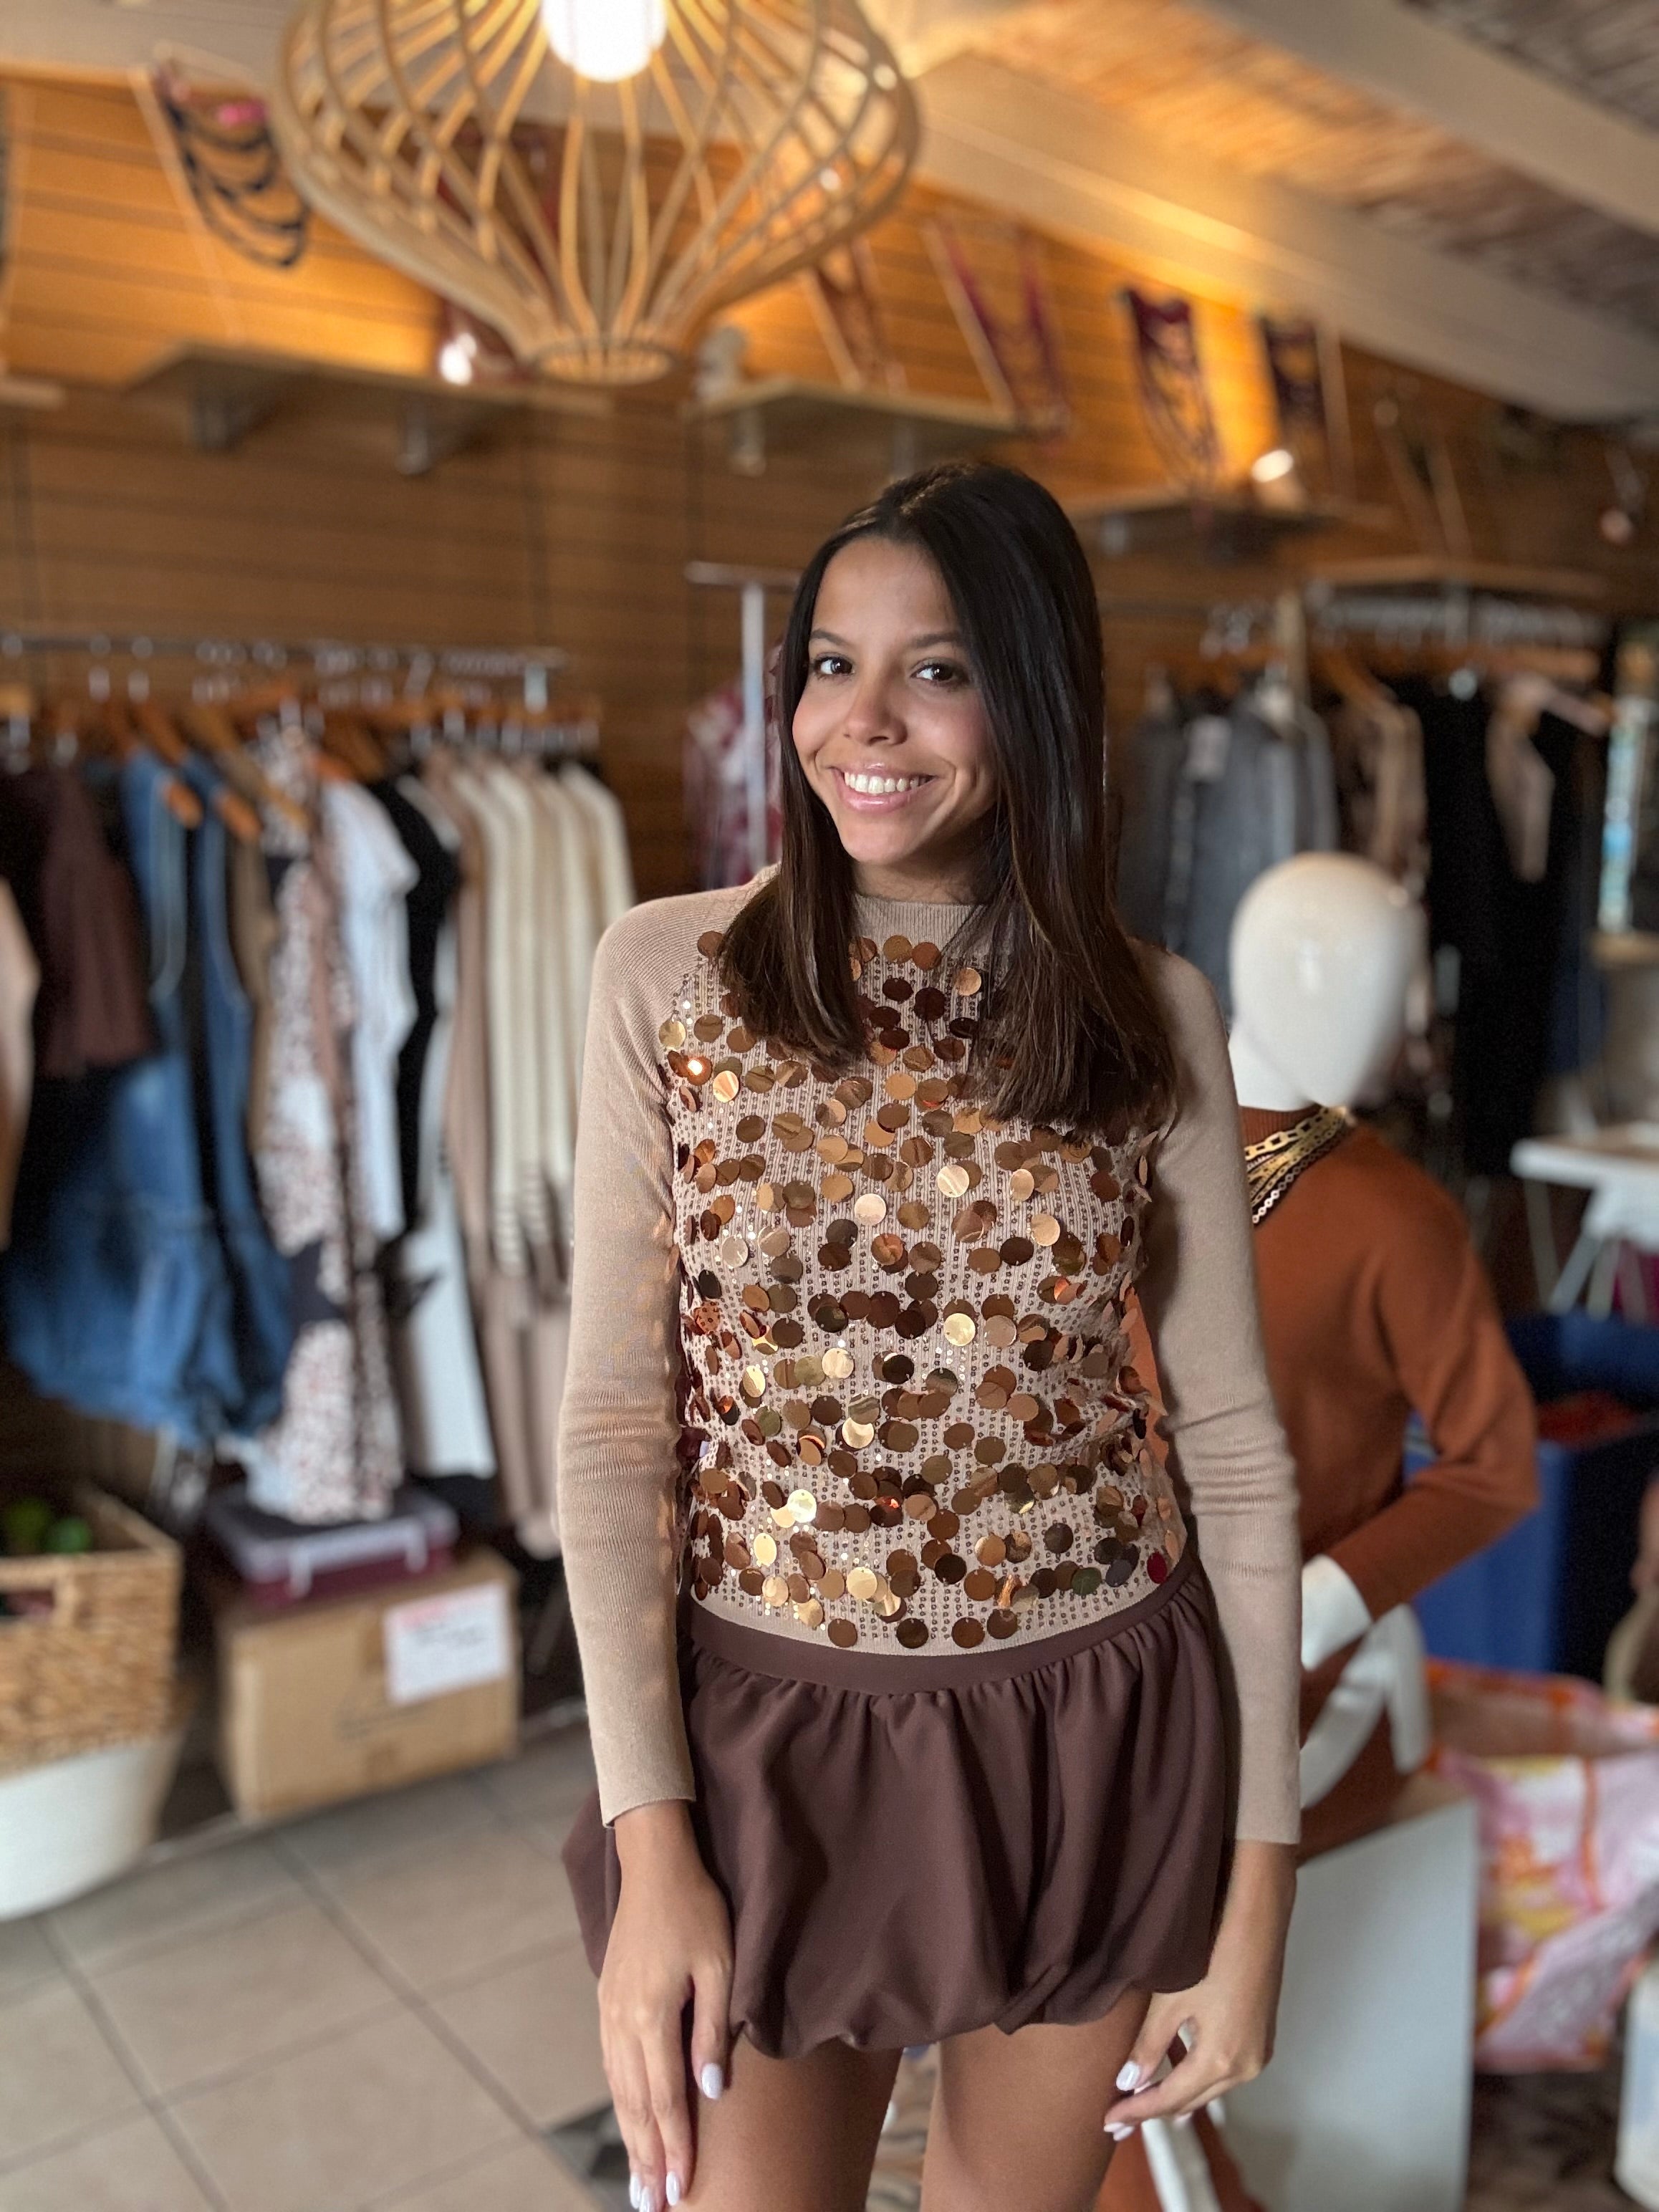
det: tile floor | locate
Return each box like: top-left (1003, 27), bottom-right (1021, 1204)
top-left (0, 1723), bottom-right (1618, 2211)
top-left (0, 1727), bottom-right (607, 2211)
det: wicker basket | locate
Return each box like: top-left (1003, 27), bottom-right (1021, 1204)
top-left (0, 1484), bottom-right (181, 1774)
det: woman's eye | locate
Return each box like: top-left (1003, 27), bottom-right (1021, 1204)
top-left (809, 653), bottom-right (851, 679)
top-left (915, 659), bottom-right (966, 686)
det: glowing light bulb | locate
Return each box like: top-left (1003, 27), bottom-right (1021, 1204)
top-left (542, 0), bottom-right (667, 82)
top-left (438, 330), bottom-right (478, 385)
top-left (1250, 446), bottom-right (1295, 484)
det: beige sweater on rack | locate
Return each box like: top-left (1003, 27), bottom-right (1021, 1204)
top-left (557, 887), bottom-right (1302, 1847)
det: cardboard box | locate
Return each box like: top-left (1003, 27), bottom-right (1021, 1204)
top-left (213, 1549), bottom-right (519, 1821)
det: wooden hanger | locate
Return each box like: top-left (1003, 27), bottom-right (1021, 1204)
top-left (319, 708), bottom-right (388, 782)
top-left (183, 701), bottom-right (310, 838)
top-left (103, 696), bottom-right (204, 827)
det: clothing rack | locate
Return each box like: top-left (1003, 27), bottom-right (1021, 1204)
top-left (0, 628), bottom-right (571, 714)
top-left (686, 561), bottom-right (798, 875)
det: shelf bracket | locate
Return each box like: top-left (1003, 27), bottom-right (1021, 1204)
top-left (398, 395), bottom-right (494, 477)
top-left (188, 369), bottom-right (286, 454)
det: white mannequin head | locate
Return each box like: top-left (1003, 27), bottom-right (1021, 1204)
top-left (1228, 855), bottom-right (1423, 1111)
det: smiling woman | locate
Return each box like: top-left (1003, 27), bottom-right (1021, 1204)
top-left (718, 462), bottom-right (1176, 1138)
top-left (557, 460), bottom-right (1301, 2212)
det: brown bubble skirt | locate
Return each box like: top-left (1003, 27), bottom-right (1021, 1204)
top-left (563, 1549), bottom-right (1229, 2060)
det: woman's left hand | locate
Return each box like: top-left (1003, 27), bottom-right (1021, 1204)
top-left (1101, 1839), bottom-right (1297, 2138)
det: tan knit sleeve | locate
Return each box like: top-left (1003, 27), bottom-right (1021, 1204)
top-left (1138, 952), bottom-right (1303, 1847)
top-left (557, 889), bottom-right (743, 1824)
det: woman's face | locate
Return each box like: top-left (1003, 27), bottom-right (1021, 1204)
top-left (792, 536), bottom-right (998, 898)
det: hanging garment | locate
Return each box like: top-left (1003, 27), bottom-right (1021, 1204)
top-left (1406, 678), bottom-right (1583, 1178)
top-left (0, 883), bottom-right (39, 1249)
top-left (322, 779), bottom-right (418, 1246)
top-left (1113, 695), bottom-right (1188, 944)
top-left (181, 756), bottom-right (294, 1436)
top-left (0, 764), bottom-right (153, 1078)
top-left (683, 678), bottom-right (779, 890)
top-left (2, 751), bottom-right (244, 1442)
top-left (1174, 693), bottom-right (1337, 1014)
top-left (368, 778), bottom-right (460, 1226)
top-left (235, 723), bottom-right (400, 1522)
top-left (373, 774), bottom-right (496, 1485)
top-left (226, 830), bottom-right (279, 1155)
top-left (1330, 691), bottom-right (1429, 894)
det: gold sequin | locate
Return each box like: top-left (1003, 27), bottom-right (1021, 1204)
top-left (822, 1347), bottom-right (855, 1380)
top-left (854, 1193), bottom-right (888, 1227)
top-left (943, 1312), bottom-right (977, 1347)
top-left (846, 1566), bottom-right (880, 1601)
top-left (938, 1163), bottom-right (971, 1199)
top-left (762, 1574), bottom-right (789, 1606)
top-left (842, 1418), bottom-right (875, 1448)
top-left (954, 966), bottom-right (982, 996)
top-left (827, 1618), bottom-right (859, 1648)
top-left (1031, 1213), bottom-right (1061, 1246)
top-left (788, 1489), bottom-right (817, 1522)
top-left (684, 1054), bottom-right (713, 1086)
top-left (753, 1532), bottom-right (778, 1565)
top-left (883, 933), bottom-right (913, 962)
top-left (1009, 1168), bottom-right (1036, 1202)
top-left (659, 1017), bottom-right (687, 1049)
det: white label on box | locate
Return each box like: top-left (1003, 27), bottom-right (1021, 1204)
top-left (384, 1583), bottom-right (511, 1707)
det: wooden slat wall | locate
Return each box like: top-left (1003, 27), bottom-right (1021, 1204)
top-left (1, 72), bottom-right (1654, 895)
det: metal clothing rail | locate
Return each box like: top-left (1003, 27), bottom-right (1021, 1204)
top-left (686, 561), bottom-right (800, 876)
top-left (0, 627), bottom-right (571, 711)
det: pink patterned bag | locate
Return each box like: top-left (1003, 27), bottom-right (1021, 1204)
top-left (1430, 1660), bottom-right (1659, 2070)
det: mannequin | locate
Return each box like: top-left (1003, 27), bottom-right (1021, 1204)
top-left (1101, 854), bottom-right (1537, 2212)
top-left (1231, 854), bottom-right (1425, 1726)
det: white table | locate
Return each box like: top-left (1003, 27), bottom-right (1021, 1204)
top-left (1511, 1125), bottom-right (1659, 1318)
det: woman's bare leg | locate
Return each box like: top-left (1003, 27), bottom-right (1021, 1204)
top-left (683, 2032), bottom-right (902, 2212)
top-left (922, 1991), bottom-right (1151, 2212)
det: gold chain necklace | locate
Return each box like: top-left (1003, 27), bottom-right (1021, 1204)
top-left (1244, 1106), bottom-right (1353, 1226)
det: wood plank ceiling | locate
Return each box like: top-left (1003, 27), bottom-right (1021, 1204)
top-left (970, 0), bottom-right (1659, 336)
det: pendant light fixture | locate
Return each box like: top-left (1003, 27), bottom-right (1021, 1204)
top-left (542, 0), bottom-right (667, 83)
top-left (270, 0), bottom-right (918, 385)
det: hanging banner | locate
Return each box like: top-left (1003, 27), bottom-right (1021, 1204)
top-left (925, 216), bottom-right (1070, 430)
top-left (1258, 312), bottom-right (1354, 494)
top-left (1121, 289), bottom-right (1221, 489)
top-left (802, 239), bottom-right (905, 393)
top-left (1259, 313), bottom-right (1326, 447)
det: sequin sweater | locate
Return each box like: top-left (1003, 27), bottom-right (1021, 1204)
top-left (557, 888), bottom-right (1302, 1845)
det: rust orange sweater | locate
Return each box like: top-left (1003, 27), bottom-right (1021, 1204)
top-left (1241, 1108), bottom-right (1538, 1620)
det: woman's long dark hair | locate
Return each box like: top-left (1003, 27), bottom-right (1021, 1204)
top-left (718, 461), bottom-right (1175, 1135)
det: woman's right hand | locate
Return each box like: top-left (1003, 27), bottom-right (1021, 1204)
top-left (600, 1800), bottom-right (734, 2211)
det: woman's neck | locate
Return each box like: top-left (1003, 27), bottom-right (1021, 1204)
top-left (853, 862), bottom-right (978, 907)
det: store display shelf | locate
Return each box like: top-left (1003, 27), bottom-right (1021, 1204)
top-left (1069, 482), bottom-right (1364, 562)
top-left (125, 342), bottom-right (610, 476)
top-left (1307, 554), bottom-right (1610, 601)
top-left (0, 373), bottom-right (65, 413)
top-left (686, 374), bottom-right (1044, 476)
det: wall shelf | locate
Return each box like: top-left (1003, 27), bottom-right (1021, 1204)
top-left (1068, 482), bottom-right (1362, 563)
top-left (0, 373), bottom-right (64, 413)
top-left (1307, 555), bottom-right (1610, 600)
top-left (686, 375), bottom-right (1044, 477)
top-left (124, 344), bottom-right (610, 476)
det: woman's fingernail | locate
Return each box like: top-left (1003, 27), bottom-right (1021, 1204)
top-left (666, 2177), bottom-right (682, 2207)
top-left (1175, 2111), bottom-right (1194, 2129)
top-left (628, 2181), bottom-right (641, 2211)
top-left (640, 2190), bottom-right (656, 2212)
top-left (1116, 2062), bottom-right (1142, 2092)
top-left (701, 2062), bottom-right (724, 2100)
top-left (1109, 2123), bottom-right (1136, 2142)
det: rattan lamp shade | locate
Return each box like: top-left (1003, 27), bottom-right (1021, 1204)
top-left (270, 0), bottom-right (918, 384)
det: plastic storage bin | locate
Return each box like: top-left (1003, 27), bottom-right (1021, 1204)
top-left (1414, 1312), bottom-right (1659, 1679)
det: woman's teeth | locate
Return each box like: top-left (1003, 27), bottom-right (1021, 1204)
top-left (842, 770), bottom-right (928, 794)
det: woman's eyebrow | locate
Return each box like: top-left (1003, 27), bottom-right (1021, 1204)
top-left (808, 627), bottom-right (964, 649)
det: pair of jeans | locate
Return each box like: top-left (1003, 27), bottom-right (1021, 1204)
top-left (3, 754), bottom-right (291, 1441)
